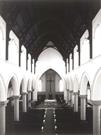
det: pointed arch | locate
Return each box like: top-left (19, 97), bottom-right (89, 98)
top-left (20, 77), bottom-right (27, 94)
top-left (37, 68), bottom-right (64, 83)
top-left (80, 72), bottom-right (90, 95)
top-left (0, 16), bottom-right (6, 60)
top-left (38, 47), bottom-right (63, 61)
top-left (9, 30), bottom-right (19, 65)
top-left (92, 68), bottom-right (101, 100)
top-left (0, 74), bottom-right (6, 101)
top-left (68, 77), bottom-right (73, 91)
top-left (0, 15), bottom-right (5, 40)
top-left (73, 75), bottom-right (79, 92)
top-left (36, 47), bottom-right (65, 81)
top-left (27, 79), bottom-right (32, 92)
top-left (7, 73), bottom-right (19, 97)
top-left (0, 26), bottom-right (4, 39)
top-left (35, 68), bottom-right (66, 93)
top-left (40, 68), bottom-right (61, 79)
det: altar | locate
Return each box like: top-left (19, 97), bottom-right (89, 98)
top-left (44, 99), bottom-right (57, 106)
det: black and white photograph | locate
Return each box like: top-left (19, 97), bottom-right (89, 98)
top-left (0, 0), bottom-right (100, 135)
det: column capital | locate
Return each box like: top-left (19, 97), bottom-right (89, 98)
top-left (22, 92), bottom-right (27, 95)
top-left (91, 100), bottom-right (101, 106)
top-left (74, 92), bottom-right (78, 95)
top-left (80, 95), bottom-right (87, 99)
top-left (0, 101), bottom-right (7, 107)
top-left (70, 90), bottom-right (73, 93)
top-left (28, 90), bottom-right (32, 93)
top-left (13, 96), bottom-right (20, 99)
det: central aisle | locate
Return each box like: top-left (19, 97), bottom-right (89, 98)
top-left (42, 108), bottom-right (56, 135)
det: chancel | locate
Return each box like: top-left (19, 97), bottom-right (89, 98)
top-left (0, 0), bottom-right (101, 135)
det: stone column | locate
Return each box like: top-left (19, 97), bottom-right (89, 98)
top-left (0, 101), bottom-right (7, 135)
top-left (28, 91), bottom-right (32, 108)
top-left (91, 101), bottom-right (101, 135)
top-left (13, 96), bottom-right (19, 121)
top-left (33, 90), bottom-right (38, 101)
top-left (72, 92), bottom-right (74, 106)
top-left (10, 97), bottom-right (14, 107)
top-left (64, 90), bottom-right (67, 103)
top-left (22, 93), bottom-right (27, 112)
top-left (80, 95), bottom-right (87, 120)
top-left (32, 90), bottom-right (35, 101)
top-left (28, 91), bottom-right (32, 101)
top-left (67, 89), bottom-right (69, 103)
top-left (74, 92), bottom-right (78, 112)
top-left (70, 91), bottom-right (73, 107)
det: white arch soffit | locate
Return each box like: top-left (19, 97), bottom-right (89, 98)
top-left (0, 74), bottom-right (6, 101)
top-left (20, 77), bottom-right (27, 93)
top-left (6, 73), bottom-right (19, 96)
top-left (0, 15), bottom-right (6, 40)
top-left (32, 78), bottom-right (35, 90)
top-left (27, 79), bottom-right (32, 92)
top-left (9, 30), bottom-right (19, 43)
top-left (0, 26), bottom-right (4, 39)
top-left (38, 47), bottom-right (63, 60)
top-left (36, 48), bottom-right (65, 77)
top-left (68, 77), bottom-right (73, 91)
top-left (73, 75), bottom-right (79, 92)
top-left (80, 72), bottom-right (90, 95)
top-left (92, 9), bottom-right (101, 37)
top-left (92, 68), bottom-right (101, 100)
top-left (66, 78), bottom-right (69, 89)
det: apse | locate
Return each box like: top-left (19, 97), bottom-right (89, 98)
top-left (38, 69), bottom-right (63, 99)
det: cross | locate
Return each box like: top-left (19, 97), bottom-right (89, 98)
top-left (47, 77), bottom-right (53, 93)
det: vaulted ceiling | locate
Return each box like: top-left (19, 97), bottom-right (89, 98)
top-left (0, 0), bottom-right (100, 61)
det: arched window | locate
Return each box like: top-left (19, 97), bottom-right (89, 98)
top-left (9, 30), bottom-right (19, 65)
top-left (92, 9), bottom-right (101, 58)
top-left (21, 45), bottom-right (26, 70)
top-left (93, 23), bottom-right (101, 58)
top-left (28, 53), bottom-right (31, 72)
top-left (80, 30), bottom-right (90, 65)
top-left (0, 16), bottom-right (6, 60)
top-left (74, 45), bottom-right (78, 69)
top-left (32, 59), bottom-right (35, 73)
top-left (69, 53), bottom-right (72, 71)
top-left (66, 58), bottom-right (68, 73)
